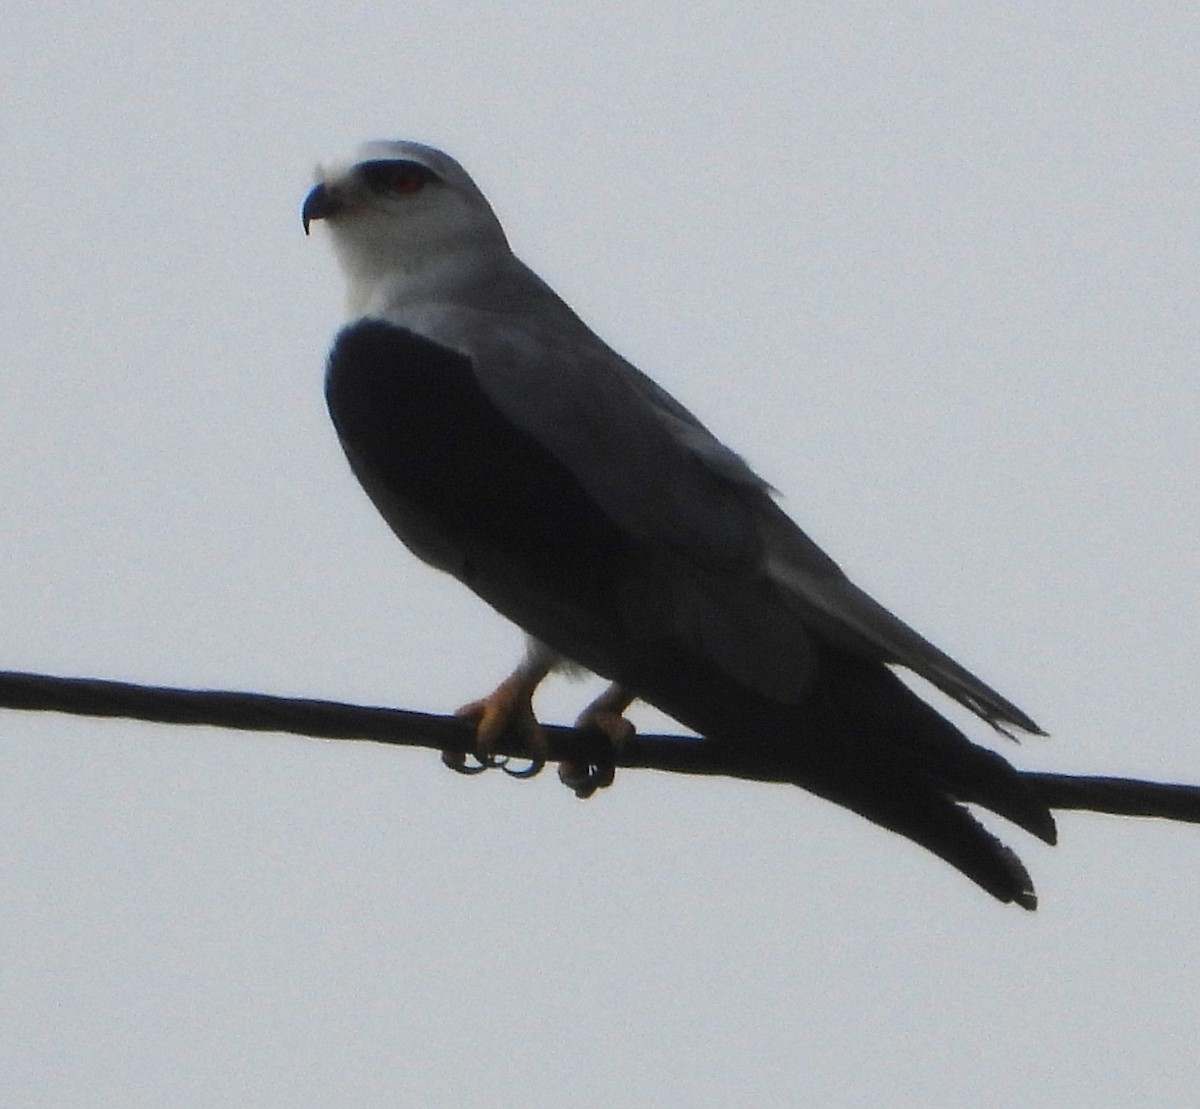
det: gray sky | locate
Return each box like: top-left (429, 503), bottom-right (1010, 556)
top-left (2, 4), bottom-right (1198, 1106)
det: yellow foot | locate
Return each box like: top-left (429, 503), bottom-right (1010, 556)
top-left (444, 666), bottom-right (549, 779)
top-left (559, 684), bottom-right (635, 799)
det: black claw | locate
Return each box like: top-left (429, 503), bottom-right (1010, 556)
top-left (502, 757), bottom-right (546, 780)
top-left (558, 761), bottom-right (615, 799)
top-left (441, 749), bottom-right (491, 775)
top-left (442, 748), bottom-right (546, 779)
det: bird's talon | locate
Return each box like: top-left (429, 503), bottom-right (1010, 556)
top-left (441, 749), bottom-right (491, 775)
top-left (558, 758), bottom-right (616, 798)
top-left (451, 667), bottom-right (550, 780)
top-left (503, 757), bottom-right (546, 779)
top-left (560, 685), bottom-right (634, 797)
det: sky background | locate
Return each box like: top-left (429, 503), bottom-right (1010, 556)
top-left (2, 3), bottom-right (1198, 1106)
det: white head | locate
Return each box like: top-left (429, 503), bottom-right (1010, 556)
top-left (303, 140), bottom-right (510, 315)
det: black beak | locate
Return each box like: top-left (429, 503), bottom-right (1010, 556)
top-left (302, 183), bottom-right (343, 235)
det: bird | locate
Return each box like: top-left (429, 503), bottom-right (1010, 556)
top-left (303, 139), bottom-right (1200, 910)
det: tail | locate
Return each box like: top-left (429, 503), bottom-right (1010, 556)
top-left (834, 779), bottom-right (1043, 911)
top-left (1025, 772), bottom-right (1200, 822)
top-left (826, 770), bottom-right (1200, 914)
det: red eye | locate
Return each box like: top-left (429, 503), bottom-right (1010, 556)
top-left (360, 159), bottom-right (434, 197)
top-left (386, 167), bottom-right (426, 194)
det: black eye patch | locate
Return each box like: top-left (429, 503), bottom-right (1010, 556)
top-left (358, 159), bottom-right (439, 196)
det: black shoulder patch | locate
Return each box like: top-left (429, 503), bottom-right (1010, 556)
top-left (324, 319), bottom-right (631, 609)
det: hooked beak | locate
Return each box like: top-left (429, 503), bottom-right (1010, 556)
top-left (302, 183), bottom-right (344, 235)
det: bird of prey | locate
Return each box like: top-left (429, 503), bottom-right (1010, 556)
top-left (303, 140), bottom-right (1198, 909)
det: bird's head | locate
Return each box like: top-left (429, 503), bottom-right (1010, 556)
top-left (303, 140), bottom-right (509, 316)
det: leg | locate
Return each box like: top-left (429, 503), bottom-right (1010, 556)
top-left (445, 649), bottom-right (553, 777)
top-left (559, 682), bottom-right (636, 799)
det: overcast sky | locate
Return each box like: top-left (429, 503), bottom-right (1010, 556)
top-left (2, 4), bottom-right (1198, 1106)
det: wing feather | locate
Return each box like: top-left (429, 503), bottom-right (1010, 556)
top-left (762, 507), bottom-right (1043, 734)
top-left (387, 278), bottom-right (1041, 735)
